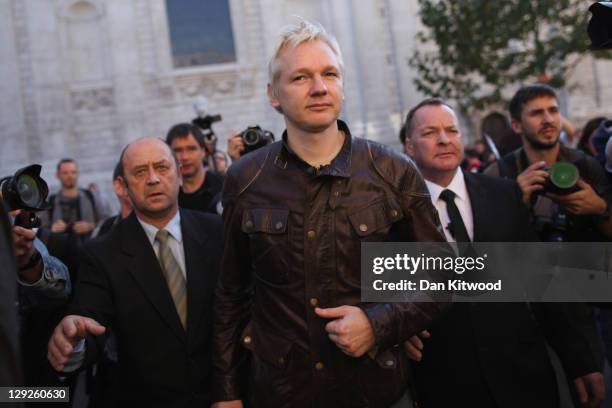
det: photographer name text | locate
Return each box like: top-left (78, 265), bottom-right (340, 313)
top-left (372, 279), bottom-right (502, 291)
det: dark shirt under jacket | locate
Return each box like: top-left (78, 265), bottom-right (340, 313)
top-left (213, 120), bottom-right (450, 408)
top-left (178, 171), bottom-right (224, 215)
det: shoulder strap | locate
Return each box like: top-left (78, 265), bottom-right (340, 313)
top-left (81, 189), bottom-right (99, 221)
top-left (47, 193), bottom-right (56, 220)
top-left (497, 149), bottom-right (524, 179)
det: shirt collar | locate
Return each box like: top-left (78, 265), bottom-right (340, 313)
top-left (137, 210), bottom-right (182, 246)
top-left (425, 167), bottom-right (468, 203)
top-left (278, 120), bottom-right (353, 178)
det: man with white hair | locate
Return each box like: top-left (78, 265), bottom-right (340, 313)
top-left (212, 19), bottom-right (448, 408)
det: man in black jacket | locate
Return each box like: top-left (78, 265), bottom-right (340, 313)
top-left (403, 98), bottom-right (604, 408)
top-left (47, 138), bottom-right (222, 407)
top-left (212, 19), bottom-right (450, 408)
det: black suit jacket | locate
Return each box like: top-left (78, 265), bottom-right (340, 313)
top-left (73, 209), bottom-right (222, 407)
top-left (414, 172), bottom-right (602, 408)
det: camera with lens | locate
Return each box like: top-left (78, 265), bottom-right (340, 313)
top-left (540, 162), bottom-right (580, 196)
top-left (240, 125), bottom-right (275, 155)
top-left (0, 164), bottom-right (49, 228)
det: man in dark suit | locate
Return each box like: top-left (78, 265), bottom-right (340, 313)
top-left (402, 98), bottom-right (604, 408)
top-left (47, 137), bottom-right (222, 407)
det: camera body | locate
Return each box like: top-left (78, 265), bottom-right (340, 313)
top-left (0, 164), bottom-right (49, 229)
top-left (240, 126), bottom-right (275, 155)
top-left (0, 165), bottom-right (49, 212)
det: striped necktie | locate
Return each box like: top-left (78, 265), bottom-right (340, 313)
top-left (155, 229), bottom-right (187, 329)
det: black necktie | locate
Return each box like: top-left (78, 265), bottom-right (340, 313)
top-left (439, 189), bottom-right (470, 242)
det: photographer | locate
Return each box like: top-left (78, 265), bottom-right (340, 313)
top-left (485, 84), bottom-right (612, 241)
top-left (38, 158), bottom-right (108, 276)
top-left (1, 165), bottom-right (71, 394)
top-left (166, 123), bottom-right (224, 214)
top-left (226, 126), bottom-right (275, 162)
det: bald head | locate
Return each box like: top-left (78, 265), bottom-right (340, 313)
top-left (120, 137), bottom-right (176, 176)
top-left (119, 137), bottom-right (181, 227)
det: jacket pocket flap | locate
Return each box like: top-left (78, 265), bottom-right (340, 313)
top-left (241, 321), bottom-right (294, 368)
top-left (348, 200), bottom-right (403, 237)
top-left (242, 208), bottom-right (289, 234)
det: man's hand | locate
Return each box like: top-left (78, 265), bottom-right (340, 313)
top-left (548, 179), bottom-right (608, 216)
top-left (73, 221), bottom-right (95, 235)
top-left (403, 330), bottom-right (431, 362)
top-left (47, 315), bottom-right (106, 372)
top-left (315, 306), bottom-right (375, 357)
top-left (227, 133), bottom-right (245, 161)
top-left (516, 161), bottom-right (548, 204)
top-left (13, 226), bottom-right (38, 268)
top-left (51, 219), bottom-right (68, 233)
top-left (13, 225), bottom-right (43, 283)
top-left (211, 401), bottom-right (243, 408)
top-left (574, 372), bottom-right (605, 408)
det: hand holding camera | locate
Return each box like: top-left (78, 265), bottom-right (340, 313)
top-left (547, 179), bottom-right (609, 217)
top-left (1, 164), bottom-right (50, 281)
top-left (12, 221), bottom-right (40, 272)
top-left (227, 126), bottom-right (275, 161)
top-left (516, 161), bottom-right (549, 204)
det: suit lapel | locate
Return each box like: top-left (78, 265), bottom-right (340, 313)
top-left (180, 210), bottom-right (211, 339)
top-left (464, 173), bottom-right (491, 242)
top-left (120, 213), bottom-right (186, 342)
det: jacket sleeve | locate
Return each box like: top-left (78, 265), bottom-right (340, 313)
top-left (70, 244), bottom-right (114, 369)
top-left (532, 302), bottom-right (604, 378)
top-left (212, 174), bottom-right (253, 402)
top-left (361, 152), bottom-right (452, 351)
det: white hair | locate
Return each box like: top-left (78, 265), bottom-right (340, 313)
top-left (268, 17), bottom-right (344, 88)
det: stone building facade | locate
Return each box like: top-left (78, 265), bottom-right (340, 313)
top-left (0, 0), bottom-right (610, 203)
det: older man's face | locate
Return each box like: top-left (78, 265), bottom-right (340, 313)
top-left (405, 104), bottom-right (464, 179)
top-left (121, 139), bottom-right (180, 220)
top-left (268, 40), bottom-right (344, 134)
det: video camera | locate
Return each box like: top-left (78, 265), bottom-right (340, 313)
top-left (0, 164), bottom-right (49, 228)
top-left (240, 125), bottom-right (275, 155)
top-left (192, 96), bottom-right (222, 152)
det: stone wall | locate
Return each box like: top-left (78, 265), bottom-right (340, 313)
top-left (0, 0), bottom-right (610, 208)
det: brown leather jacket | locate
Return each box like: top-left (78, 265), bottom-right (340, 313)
top-left (213, 121), bottom-right (449, 407)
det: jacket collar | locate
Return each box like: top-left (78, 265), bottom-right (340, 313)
top-left (277, 120), bottom-right (352, 178)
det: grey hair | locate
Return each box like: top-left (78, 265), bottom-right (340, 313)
top-left (267, 17), bottom-right (344, 88)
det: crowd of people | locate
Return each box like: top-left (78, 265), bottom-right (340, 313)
top-left (2, 17), bottom-right (612, 408)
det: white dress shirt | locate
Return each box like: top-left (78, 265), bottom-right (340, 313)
top-left (137, 211), bottom-right (187, 279)
top-left (424, 168), bottom-right (474, 243)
